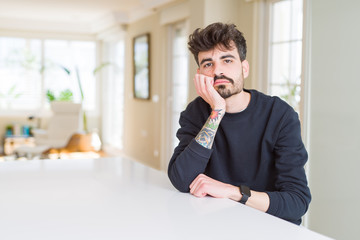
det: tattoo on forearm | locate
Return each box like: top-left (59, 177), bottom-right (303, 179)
top-left (195, 128), bottom-right (215, 148)
top-left (209, 109), bottom-right (221, 121)
top-left (195, 109), bottom-right (224, 149)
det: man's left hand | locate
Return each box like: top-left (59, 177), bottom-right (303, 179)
top-left (189, 174), bottom-right (240, 200)
top-left (189, 174), bottom-right (270, 212)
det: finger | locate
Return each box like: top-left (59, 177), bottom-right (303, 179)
top-left (190, 174), bottom-right (203, 194)
top-left (194, 74), bottom-right (210, 103)
top-left (197, 74), bottom-right (207, 96)
top-left (205, 78), bottom-right (226, 109)
top-left (205, 77), bottom-right (222, 97)
top-left (189, 178), bottom-right (197, 193)
top-left (203, 75), bottom-right (214, 92)
top-left (189, 174), bottom-right (198, 189)
top-left (208, 77), bottom-right (214, 86)
top-left (203, 78), bottom-right (219, 108)
top-left (190, 174), bottom-right (204, 194)
top-left (193, 189), bottom-right (207, 198)
top-left (204, 77), bottom-right (215, 94)
top-left (201, 75), bottom-right (217, 104)
top-left (192, 180), bottom-right (208, 197)
top-left (193, 75), bottom-right (201, 96)
top-left (190, 174), bottom-right (207, 195)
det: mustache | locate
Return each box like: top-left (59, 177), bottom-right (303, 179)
top-left (214, 74), bottom-right (234, 84)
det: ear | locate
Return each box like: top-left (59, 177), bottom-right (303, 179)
top-left (241, 60), bottom-right (250, 78)
top-left (197, 68), bottom-right (200, 74)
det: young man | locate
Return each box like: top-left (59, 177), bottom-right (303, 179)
top-left (167, 22), bottom-right (311, 225)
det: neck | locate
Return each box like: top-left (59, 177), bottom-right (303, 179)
top-left (225, 90), bottom-right (251, 113)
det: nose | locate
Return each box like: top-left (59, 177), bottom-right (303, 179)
top-left (213, 63), bottom-right (224, 77)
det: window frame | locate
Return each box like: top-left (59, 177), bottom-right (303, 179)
top-left (101, 40), bottom-right (125, 150)
top-left (259, 0), bottom-right (310, 227)
top-left (162, 20), bottom-right (190, 170)
top-left (264, 0), bottom-right (305, 121)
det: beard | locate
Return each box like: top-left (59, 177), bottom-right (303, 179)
top-left (216, 85), bottom-right (237, 99)
top-left (214, 74), bottom-right (244, 99)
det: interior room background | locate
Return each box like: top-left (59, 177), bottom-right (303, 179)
top-left (0, 0), bottom-right (359, 239)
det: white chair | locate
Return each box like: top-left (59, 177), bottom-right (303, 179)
top-left (15, 102), bottom-right (82, 158)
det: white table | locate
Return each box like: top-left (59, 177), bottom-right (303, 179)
top-left (0, 157), bottom-right (332, 240)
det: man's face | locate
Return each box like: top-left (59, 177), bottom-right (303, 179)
top-left (197, 43), bottom-right (249, 99)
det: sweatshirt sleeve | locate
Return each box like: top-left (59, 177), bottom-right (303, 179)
top-left (265, 108), bottom-right (312, 225)
top-left (167, 105), bottom-right (212, 192)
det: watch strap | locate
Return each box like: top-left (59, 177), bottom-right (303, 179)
top-left (239, 185), bottom-right (251, 204)
top-left (239, 192), bottom-right (249, 204)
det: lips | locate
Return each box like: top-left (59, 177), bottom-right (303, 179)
top-left (213, 74), bottom-right (234, 86)
top-left (214, 80), bottom-right (230, 86)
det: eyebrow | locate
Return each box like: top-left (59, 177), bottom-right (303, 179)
top-left (220, 54), bottom-right (236, 60)
top-left (200, 58), bottom-right (212, 65)
top-left (199, 54), bottom-right (236, 65)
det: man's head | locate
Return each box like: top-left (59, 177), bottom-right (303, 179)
top-left (188, 23), bottom-right (249, 99)
top-left (188, 22), bottom-right (247, 66)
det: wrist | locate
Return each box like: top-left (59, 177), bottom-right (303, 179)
top-left (213, 103), bottom-right (226, 111)
top-left (212, 108), bottom-right (226, 118)
top-left (209, 109), bottom-right (225, 122)
top-left (227, 185), bottom-right (242, 201)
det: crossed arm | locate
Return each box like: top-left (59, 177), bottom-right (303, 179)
top-left (191, 73), bottom-right (270, 213)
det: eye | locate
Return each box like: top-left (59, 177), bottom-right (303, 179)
top-left (224, 59), bottom-right (232, 64)
top-left (203, 62), bottom-right (213, 68)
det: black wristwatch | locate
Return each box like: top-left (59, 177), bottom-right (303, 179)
top-left (239, 185), bottom-right (251, 204)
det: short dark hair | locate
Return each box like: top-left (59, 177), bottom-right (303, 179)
top-left (188, 22), bottom-right (247, 66)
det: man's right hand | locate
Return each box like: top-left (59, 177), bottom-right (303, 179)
top-left (194, 74), bottom-right (226, 110)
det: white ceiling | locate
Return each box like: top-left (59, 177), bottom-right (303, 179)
top-left (0, 0), bottom-right (176, 34)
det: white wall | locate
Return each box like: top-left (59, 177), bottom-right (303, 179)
top-left (307, 0), bottom-right (360, 239)
top-left (187, 0), bottom-right (254, 100)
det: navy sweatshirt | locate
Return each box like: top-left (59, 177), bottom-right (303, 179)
top-left (167, 89), bottom-right (311, 225)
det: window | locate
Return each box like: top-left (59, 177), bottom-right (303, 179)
top-left (0, 37), bottom-right (42, 110)
top-left (0, 37), bottom-right (97, 113)
top-left (102, 41), bottom-right (125, 149)
top-left (267, 0), bottom-right (303, 113)
top-left (168, 22), bottom-right (189, 155)
top-left (44, 40), bottom-right (96, 111)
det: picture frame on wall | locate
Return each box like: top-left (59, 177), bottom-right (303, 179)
top-left (133, 33), bottom-right (150, 100)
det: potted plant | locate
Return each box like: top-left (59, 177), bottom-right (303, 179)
top-left (54, 63), bottom-right (110, 152)
top-left (59, 63), bottom-right (110, 132)
top-left (46, 89), bottom-right (73, 102)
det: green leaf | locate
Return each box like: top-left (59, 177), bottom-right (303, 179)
top-left (8, 85), bottom-right (16, 95)
top-left (59, 65), bottom-right (71, 75)
top-left (83, 112), bottom-right (88, 133)
top-left (39, 65), bottom-right (46, 73)
top-left (93, 62), bottom-right (111, 75)
top-left (46, 89), bottom-right (56, 102)
top-left (58, 89), bottom-right (73, 101)
top-left (14, 93), bottom-right (22, 99)
top-left (75, 67), bottom-right (84, 101)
